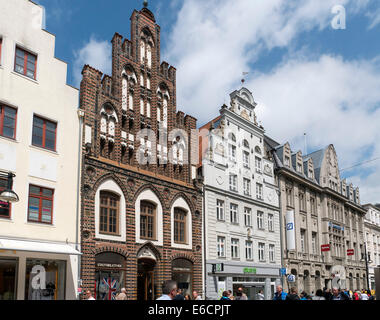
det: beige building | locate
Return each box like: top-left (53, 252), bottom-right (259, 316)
top-left (0, 0), bottom-right (81, 300)
top-left (265, 138), bottom-right (367, 294)
top-left (363, 204), bottom-right (380, 291)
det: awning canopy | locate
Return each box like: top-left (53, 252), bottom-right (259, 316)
top-left (0, 238), bottom-right (82, 255)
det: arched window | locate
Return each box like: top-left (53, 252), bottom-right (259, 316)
top-left (129, 91), bottom-right (134, 110)
top-left (228, 132), bottom-right (236, 143)
top-left (140, 40), bottom-right (145, 63)
top-left (243, 139), bottom-right (249, 149)
top-left (147, 43), bottom-right (152, 68)
top-left (147, 76), bottom-right (151, 90)
top-left (99, 191), bottom-right (120, 235)
top-left (174, 208), bottom-right (187, 244)
top-left (255, 146), bottom-right (262, 154)
top-left (122, 77), bottom-right (128, 111)
top-left (140, 201), bottom-right (156, 240)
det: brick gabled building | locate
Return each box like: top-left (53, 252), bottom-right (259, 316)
top-left (79, 3), bottom-right (203, 300)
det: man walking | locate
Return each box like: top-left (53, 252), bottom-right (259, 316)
top-left (330, 287), bottom-right (349, 300)
top-left (157, 280), bottom-right (177, 300)
top-left (85, 290), bottom-right (95, 300)
top-left (235, 287), bottom-right (248, 300)
top-left (192, 290), bottom-right (203, 300)
top-left (273, 285), bottom-right (287, 300)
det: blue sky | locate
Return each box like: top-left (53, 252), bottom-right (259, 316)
top-left (34, 0), bottom-right (380, 203)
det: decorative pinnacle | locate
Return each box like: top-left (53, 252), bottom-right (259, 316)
top-left (143, 0), bottom-right (148, 8)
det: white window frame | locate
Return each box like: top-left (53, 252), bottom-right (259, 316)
top-left (231, 238), bottom-right (240, 259)
top-left (243, 178), bottom-right (251, 196)
top-left (268, 213), bottom-right (274, 232)
top-left (216, 199), bottom-right (225, 221)
top-left (257, 211), bottom-right (264, 230)
top-left (230, 203), bottom-right (238, 224)
top-left (258, 242), bottom-right (265, 261)
top-left (246, 240), bottom-right (253, 261)
top-left (256, 183), bottom-right (263, 200)
top-left (255, 156), bottom-right (262, 173)
top-left (229, 174), bottom-right (237, 192)
top-left (244, 207), bottom-right (252, 227)
top-left (269, 244), bottom-right (275, 262)
top-left (217, 236), bottom-right (226, 258)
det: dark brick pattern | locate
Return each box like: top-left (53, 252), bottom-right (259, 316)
top-left (79, 7), bottom-right (203, 299)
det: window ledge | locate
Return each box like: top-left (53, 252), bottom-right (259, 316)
top-left (26, 221), bottom-right (55, 228)
top-left (0, 135), bottom-right (18, 144)
top-left (30, 144), bottom-right (58, 156)
top-left (11, 71), bottom-right (38, 84)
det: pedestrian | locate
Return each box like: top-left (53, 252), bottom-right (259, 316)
top-left (173, 288), bottom-right (185, 300)
top-left (256, 289), bottom-right (265, 300)
top-left (323, 288), bottom-right (332, 300)
top-left (227, 290), bottom-right (234, 300)
top-left (184, 294), bottom-right (191, 300)
top-left (85, 290), bottom-right (95, 300)
top-left (312, 289), bottom-right (326, 300)
top-left (235, 287), bottom-right (248, 300)
top-left (273, 285), bottom-right (287, 300)
top-left (360, 290), bottom-right (369, 300)
top-left (116, 288), bottom-right (127, 300)
top-left (157, 280), bottom-right (177, 300)
top-left (286, 287), bottom-right (300, 300)
top-left (220, 291), bottom-right (230, 300)
top-left (192, 290), bottom-right (203, 300)
top-left (353, 290), bottom-right (361, 300)
top-left (300, 291), bottom-right (309, 300)
top-left (330, 287), bottom-right (349, 300)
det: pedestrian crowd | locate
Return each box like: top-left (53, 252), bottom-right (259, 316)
top-left (272, 285), bottom-right (376, 301)
top-left (83, 282), bottom-right (375, 300)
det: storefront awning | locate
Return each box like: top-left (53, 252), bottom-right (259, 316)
top-left (0, 238), bottom-right (82, 255)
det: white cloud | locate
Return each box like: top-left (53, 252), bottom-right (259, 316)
top-left (164, 0), bottom-right (380, 203)
top-left (249, 55), bottom-right (380, 204)
top-left (73, 36), bottom-right (112, 87)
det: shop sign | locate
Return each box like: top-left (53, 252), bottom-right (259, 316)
top-left (321, 244), bottom-right (330, 252)
top-left (243, 267), bottom-right (256, 274)
top-left (347, 249), bottom-right (354, 256)
top-left (96, 263), bottom-right (122, 268)
top-left (280, 268), bottom-right (287, 276)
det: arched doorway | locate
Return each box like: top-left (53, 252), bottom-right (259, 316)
top-left (95, 252), bottom-right (126, 300)
top-left (171, 259), bottom-right (193, 296)
top-left (315, 271), bottom-right (321, 291)
top-left (137, 246), bottom-right (158, 300)
top-left (303, 270), bottom-right (311, 294)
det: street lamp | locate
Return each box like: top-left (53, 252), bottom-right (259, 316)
top-left (361, 243), bottom-right (372, 291)
top-left (0, 171), bottom-right (19, 203)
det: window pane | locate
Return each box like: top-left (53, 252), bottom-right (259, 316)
top-left (42, 188), bottom-right (53, 197)
top-left (15, 64), bottom-right (24, 74)
top-left (33, 117), bottom-right (44, 127)
top-left (41, 199), bottom-right (52, 222)
top-left (28, 197), bottom-right (40, 221)
top-left (15, 48), bottom-right (24, 58)
top-left (29, 186), bottom-right (40, 195)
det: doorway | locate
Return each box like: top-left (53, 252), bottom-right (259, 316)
top-left (137, 258), bottom-right (156, 300)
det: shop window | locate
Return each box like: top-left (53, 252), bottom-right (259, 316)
top-left (32, 115), bottom-right (57, 151)
top-left (95, 252), bottom-right (125, 300)
top-left (172, 259), bottom-right (193, 297)
top-left (25, 259), bottom-right (66, 300)
top-left (99, 191), bottom-right (119, 235)
top-left (0, 178), bottom-right (11, 219)
top-left (0, 105), bottom-right (17, 139)
top-left (0, 258), bottom-right (17, 300)
top-left (27, 185), bottom-right (54, 224)
top-left (140, 201), bottom-right (156, 240)
top-left (14, 46), bottom-right (37, 80)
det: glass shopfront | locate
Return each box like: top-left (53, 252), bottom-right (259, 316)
top-left (172, 259), bottom-right (193, 296)
top-left (0, 258), bottom-right (18, 300)
top-left (95, 252), bottom-right (125, 300)
top-left (24, 259), bottom-right (66, 300)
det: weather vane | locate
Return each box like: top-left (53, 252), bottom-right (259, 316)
top-left (143, 0), bottom-right (148, 8)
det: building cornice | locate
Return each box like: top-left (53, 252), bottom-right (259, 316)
top-left (204, 184), bottom-right (280, 211)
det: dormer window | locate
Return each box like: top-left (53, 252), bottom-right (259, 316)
top-left (308, 169), bottom-right (313, 179)
top-left (284, 156), bottom-right (290, 167)
top-left (297, 163), bottom-right (302, 173)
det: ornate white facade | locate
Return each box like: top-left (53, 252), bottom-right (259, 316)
top-left (363, 204), bottom-right (380, 290)
top-left (200, 87), bottom-right (281, 300)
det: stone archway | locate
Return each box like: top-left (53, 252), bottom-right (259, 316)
top-left (137, 245), bottom-right (159, 300)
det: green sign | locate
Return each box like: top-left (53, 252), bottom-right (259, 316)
top-left (243, 267), bottom-right (256, 274)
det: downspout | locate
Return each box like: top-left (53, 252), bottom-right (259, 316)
top-left (76, 109), bottom-right (84, 299)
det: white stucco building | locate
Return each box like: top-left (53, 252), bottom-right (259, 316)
top-left (0, 0), bottom-right (81, 300)
top-left (200, 87), bottom-right (281, 300)
top-left (363, 204), bottom-right (380, 291)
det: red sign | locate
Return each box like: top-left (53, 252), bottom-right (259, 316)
top-left (347, 249), bottom-right (354, 256)
top-left (321, 244), bottom-right (330, 252)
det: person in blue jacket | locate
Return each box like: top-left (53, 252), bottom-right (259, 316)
top-left (273, 285), bottom-right (288, 300)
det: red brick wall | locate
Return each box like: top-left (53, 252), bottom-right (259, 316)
top-left (79, 6), bottom-right (203, 300)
